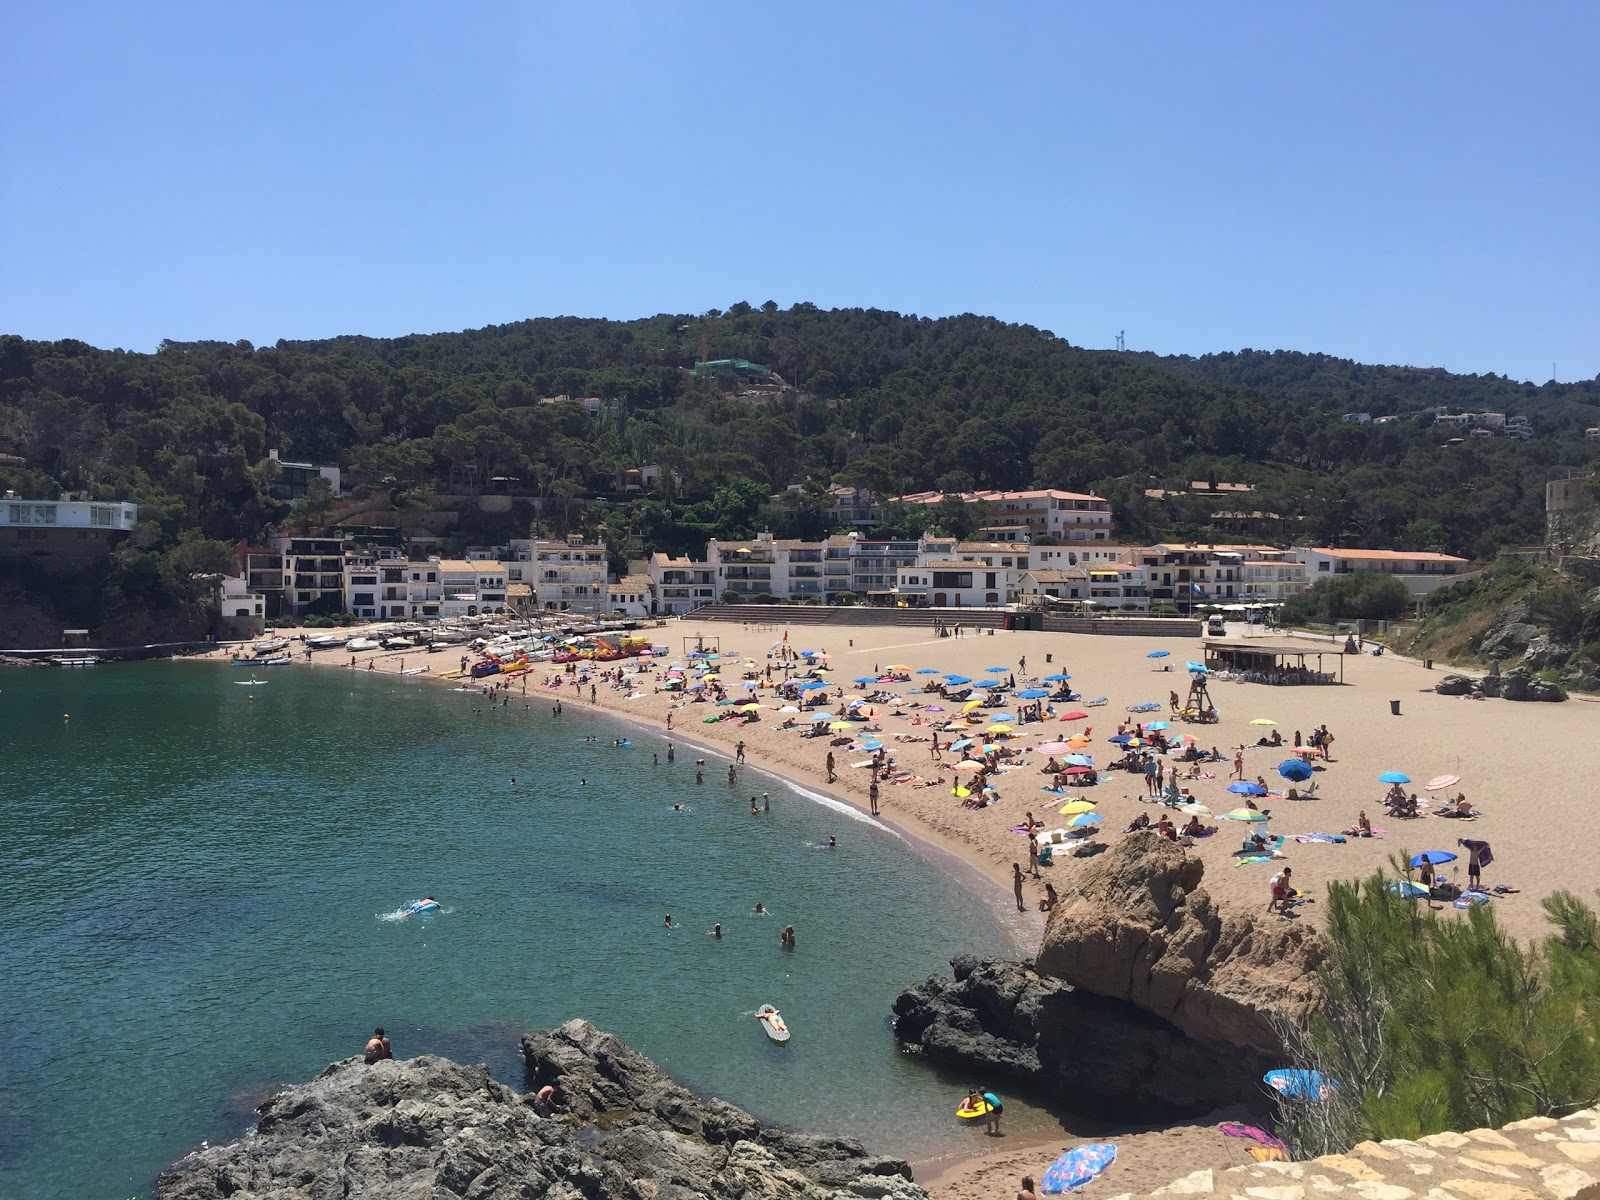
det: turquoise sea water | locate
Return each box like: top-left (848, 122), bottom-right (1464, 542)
top-left (0, 663), bottom-right (1029, 1199)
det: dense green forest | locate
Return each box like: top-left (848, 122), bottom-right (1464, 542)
top-left (2, 306), bottom-right (1598, 638)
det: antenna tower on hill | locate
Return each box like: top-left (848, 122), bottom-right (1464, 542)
top-left (1115, 330), bottom-right (1125, 352)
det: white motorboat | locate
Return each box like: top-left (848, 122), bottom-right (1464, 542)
top-left (252, 637), bottom-right (289, 656)
top-left (346, 637), bottom-right (379, 652)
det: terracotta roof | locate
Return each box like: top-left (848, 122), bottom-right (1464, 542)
top-left (437, 559), bottom-right (486, 574)
top-left (1021, 569), bottom-right (1087, 583)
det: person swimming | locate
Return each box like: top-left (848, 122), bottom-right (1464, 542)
top-left (663, 914), bottom-right (673, 928)
top-left (826, 835), bottom-right (836, 848)
top-left (708, 923), bottom-right (722, 939)
top-left (672, 803), bottom-right (684, 812)
top-left (753, 901), bottom-right (766, 915)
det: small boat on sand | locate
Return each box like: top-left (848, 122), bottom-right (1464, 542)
top-left (756, 1004), bottom-right (790, 1044)
top-left (253, 637), bottom-right (288, 656)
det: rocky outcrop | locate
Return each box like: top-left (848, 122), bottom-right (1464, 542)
top-left (1477, 598), bottom-right (1540, 661)
top-left (1035, 834), bottom-right (1323, 1053)
top-left (158, 1021), bottom-right (926, 1200)
top-left (891, 957), bottom-right (1269, 1119)
top-left (1436, 666), bottom-right (1568, 702)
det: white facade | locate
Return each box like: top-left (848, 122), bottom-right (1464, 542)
top-left (646, 552), bottom-right (717, 614)
top-left (1295, 547), bottom-right (1468, 597)
top-left (507, 536), bottom-right (608, 612)
top-left (438, 559), bottom-right (509, 617)
top-left (216, 575), bottom-right (266, 620)
top-left (0, 497), bottom-right (138, 531)
top-left (607, 575), bottom-right (653, 618)
top-left (891, 488), bottom-right (1112, 541)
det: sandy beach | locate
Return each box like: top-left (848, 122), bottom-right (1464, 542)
top-left (257, 617), bottom-right (1600, 947)
top-left (223, 616), bottom-right (1600, 1196)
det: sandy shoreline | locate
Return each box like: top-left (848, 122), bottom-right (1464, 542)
top-left (207, 616), bottom-right (1600, 1194)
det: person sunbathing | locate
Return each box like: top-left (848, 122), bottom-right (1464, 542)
top-left (1155, 815), bottom-right (1177, 841)
top-left (1179, 815), bottom-right (1206, 838)
top-left (1123, 812), bottom-right (1152, 833)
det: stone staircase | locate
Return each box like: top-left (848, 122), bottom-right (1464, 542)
top-left (1125, 1106), bottom-right (1600, 1200)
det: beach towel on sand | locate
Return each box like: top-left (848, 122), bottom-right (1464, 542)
top-left (1293, 833), bottom-right (1346, 843)
top-left (1234, 854), bottom-right (1274, 867)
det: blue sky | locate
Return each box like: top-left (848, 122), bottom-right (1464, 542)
top-left (3, 2), bottom-right (1596, 380)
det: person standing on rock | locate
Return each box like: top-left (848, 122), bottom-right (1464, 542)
top-left (364, 1027), bottom-right (392, 1064)
top-left (1012, 863), bottom-right (1027, 912)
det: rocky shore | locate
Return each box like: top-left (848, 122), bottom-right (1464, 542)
top-left (156, 1019), bottom-right (927, 1200)
top-left (891, 837), bottom-right (1323, 1120)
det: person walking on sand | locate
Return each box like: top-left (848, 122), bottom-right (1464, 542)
top-left (1232, 748), bottom-right (1245, 780)
top-left (868, 778), bottom-right (880, 816)
top-left (1012, 863), bottom-right (1027, 912)
top-left (736, 740), bottom-right (746, 764)
top-left (826, 751), bottom-right (836, 784)
top-left (1170, 689), bottom-right (1180, 713)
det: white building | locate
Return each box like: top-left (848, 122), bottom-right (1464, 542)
top-left (437, 559), bottom-right (509, 617)
top-left (507, 534), bottom-right (608, 612)
top-left (607, 574), bottom-right (653, 618)
top-left (1295, 547), bottom-right (1468, 597)
top-left (889, 487), bottom-right (1112, 541)
top-left (645, 552), bottom-right (718, 614)
top-left (215, 575), bottom-right (266, 636)
top-left (0, 496), bottom-right (139, 532)
top-left (266, 450), bottom-right (341, 499)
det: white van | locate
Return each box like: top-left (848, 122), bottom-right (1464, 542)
top-left (1206, 615), bottom-right (1226, 637)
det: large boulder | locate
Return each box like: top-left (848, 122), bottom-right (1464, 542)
top-left (1434, 673), bottom-right (1475, 696)
top-left (1523, 634), bottom-right (1575, 672)
top-left (1034, 834), bottom-right (1323, 1053)
top-left (1477, 598), bottom-right (1540, 661)
top-left (892, 957), bottom-right (1269, 1119)
top-left (158, 1024), bottom-right (926, 1200)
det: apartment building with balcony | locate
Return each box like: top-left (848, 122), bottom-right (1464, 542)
top-left (645, 552), bottom-right (717, 615)
top-left (607, 574), bottom-right (653, 618)
top-left (271, 535), bottom-right (348, 615)
top-left (890, 488), bottom-right (1113, 541)
top-left (848, 535), bottom-right (922, 600)
top-left (1141, 544), bottom-right (1250, 611)
top-left (1294, 547), bottom-right (1468, 596)
top-left (438, 559), bottom-right (509, 618)
top-left (707, 534), bottom-right (778, 599)
top-left (508, 534), bottom-right (609, 612)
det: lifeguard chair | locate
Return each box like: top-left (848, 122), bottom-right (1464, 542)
top-left (1185, 674), bottom-right (1217, 723)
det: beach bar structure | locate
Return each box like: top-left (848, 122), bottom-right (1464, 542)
top-left (1202, 639), bottom-right (1344, 685)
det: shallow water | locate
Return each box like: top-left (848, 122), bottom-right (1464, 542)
top-left (0, 663), bottom-right (1030, 1198)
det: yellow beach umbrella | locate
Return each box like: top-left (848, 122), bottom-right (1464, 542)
top-left (1058, 799), bottom-right (1098, 815)
top-left (829, 721), bottom-right (852, 731)
top-left (740, 702), bottom-right (762, 711)
top-left (886, 664), bottom-right (911, 672)
top-left (962, 699), bottom-right (984, 711)
top-left (1249, 718), bottom-right (1276, 726)
top-left (986, 723), bottom-right (1014, 735)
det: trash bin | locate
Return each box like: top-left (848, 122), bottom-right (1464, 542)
top-left (1045, 653), bottom-right (1054, 664)
top-left (1389, 700), bottom-right (1402, 716)
top-left (1424, 659), bottom-right (1433, 670)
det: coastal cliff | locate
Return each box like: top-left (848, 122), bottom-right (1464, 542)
top-left (157, 1019), bottom-right (926, 1200)
top-left (892, 957), bottom-right (1269, 1119)
top-left (1035, 834), bottom-right (1323, 1051)
top-left (892, 836), bottom-right (1323, 1118)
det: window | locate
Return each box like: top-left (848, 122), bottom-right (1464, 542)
top-left (1318, 562), bottom-right (1330, 572)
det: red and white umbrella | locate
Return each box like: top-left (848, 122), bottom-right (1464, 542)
top-left (1424, 774), bottom-right (1462, 792)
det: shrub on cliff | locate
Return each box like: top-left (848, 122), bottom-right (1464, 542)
top-left (1272, 869), bottom-right (1600, 1158)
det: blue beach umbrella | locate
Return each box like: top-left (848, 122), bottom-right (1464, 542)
top-left (979, 678), bottom-right (1007, 688)
top-left (1143, 720), bottom-right (1170, 731)
top-left (1410, 850), bottom-right (1457, 867)
top-left (799, 680), bottom-right (827, 691)
top-left (1066, 812), bottom-right (1103, 828)
top-left (1187, 661), bottom-right (1208, 673)
top-left (1041, 1144), bottom-right (1118, 1195)
top-left (1227, 781), bottom-right (1268, 796)
top-left (985, 712), bottom-right (1014, 722)
top-left (1278, 759), bottom-right (1313, 782)
top-left (853, 676), bottom-right (878, 685)
top-left (1147, 650), bottom-right (1170, 659)
top-left (943, 674), bottom-right (971, 685)
top-left (799, 649), bottom-right (818, 657)
top-left (1265, 1069), bottom-right (1335, 1101)
top-left (1065, 754), bottom-right (1094, 767)
top-left (1379, 771), bottom-right (1411, 785)
top-left (1108, 735), bottom-right (1132, 745)
top-left (985, 665), bottom-right (1009, 673)
top-left (1388, 879), bottom-right (1430, 899)
top-left (860, 740), bottom-right (884, 751)
top-left (916, 668), bottom-right (941, 675)
top-left (1043, 673), bottom-right (1071, 681)
top-left (809, 712), bottom-right (831, 722)
top-left (1018, 688), bottom-right (1049, 698)
top-left (948, 737), bottom-right (973, 751)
